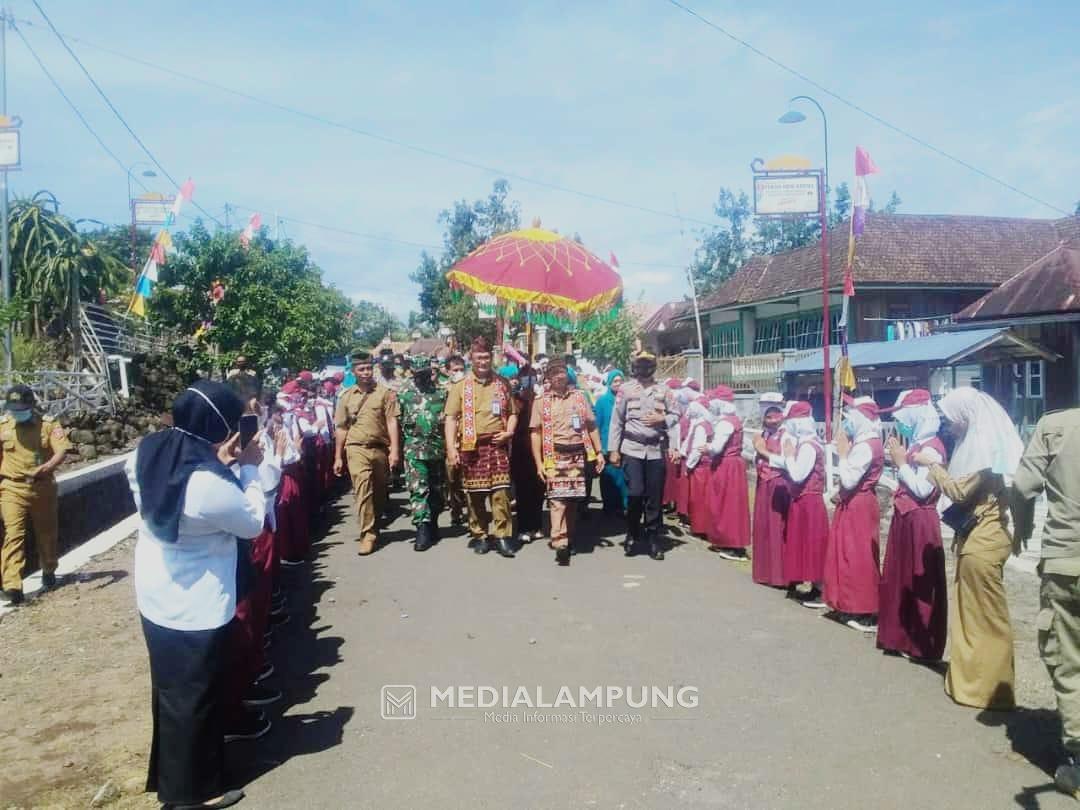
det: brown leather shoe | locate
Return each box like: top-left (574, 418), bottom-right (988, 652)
top-left (357, 537), bottom-right (376, 556)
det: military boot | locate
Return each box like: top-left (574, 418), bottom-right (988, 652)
top-left (414, 523), bottom-right (434, 552)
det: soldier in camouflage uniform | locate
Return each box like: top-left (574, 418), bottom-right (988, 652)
top-left (397, 356), bottom-right (447, 552)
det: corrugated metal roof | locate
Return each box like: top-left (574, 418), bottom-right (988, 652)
top-left (956, 245), bottom-right (1080, 320)
top-left (783, 328), bottom-right (1018, 373)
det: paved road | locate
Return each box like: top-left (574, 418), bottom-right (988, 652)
top-left (231, 490), bottom-right (1071, 810)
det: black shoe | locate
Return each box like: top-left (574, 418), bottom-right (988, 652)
top-left (624, 540), bottom-right (637, 557)
top-left (1, 588), bottom-right (24, 605)
top-left (555, 546), bottom-right (571, 566)
top-left (1055, 755), bottom-right (1080, 798)
top-left (224, 709), bottom-right (271, 743)
top-left (162, 788), bottom-right (246, 810)
top-left (41, 572), bottom-right (61, 590)
top-left (471, 537), bottom-right (490, 555)
top-left (496, 537), bottom-right (516, 558)
top-left (243, 684), bottom-right (282, 708)
top-left (414, 523), bottom-right (434, 552)
top-left (596, 538), bottom-right (614, 548)
top-left (255, 662), bottom-right (274, 683)
top-left (269, 611), bottom-right (290, 628)
top-left (430, 521), bottom-right (442, 543)
top-left (649, 538), bottom-right (665, 561)
top-left (451, 512), bottom-right (464, 526)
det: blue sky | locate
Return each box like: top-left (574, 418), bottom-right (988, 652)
top-left (10, 0), bottom-right (1079, 317)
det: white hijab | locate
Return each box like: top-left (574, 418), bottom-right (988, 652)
top-left (844, 408), bottom-right (880, 442)
top-left (938, 387), bottom-right (1023, 484)
top-left (893, 403), bottom-right (940, 443)
top-left (682, 400), bottom-right (712, 455)
top-left (785, 416), bottom-right (821, 445)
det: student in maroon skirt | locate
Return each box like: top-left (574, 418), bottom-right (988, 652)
top-left (661, 379), bottom-right (683, 512)
top-left (673, 385), bottom-right (700, 523)
top-left (679, 400), bottom-right (713, 538)
top-left (704, 386), bottom-right (750, 560)
top-left (879, 389), bottom-right (948, 661)
top-left (768, 401), bottom-right (828, 603)
top-left (824, 396), bottom-right (884, 632)
top-left (750, 393), bottom-right (789, 586)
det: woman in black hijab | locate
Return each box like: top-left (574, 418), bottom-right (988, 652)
top-left (126, 381), bottom-right (265, 810)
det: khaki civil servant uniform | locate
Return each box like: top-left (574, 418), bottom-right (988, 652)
top-left (0, 413), bottom-right (71, 590)
top-left (334, 384), bottom-right (399, 548)
top-left (1013, 409), bottom-right (1080, 753)
top-left (927, 464), bottom-right (1015, 710)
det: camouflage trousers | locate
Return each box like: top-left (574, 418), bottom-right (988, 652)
top-left (406, 455), bottom-right (445, 526)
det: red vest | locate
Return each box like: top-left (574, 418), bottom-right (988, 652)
top-left (756, 429), bottom-right (784, 482)
top-left (840, 437), bottom-right (884, 501)
top-left (718, 415), bottom-right (743, 458)
top-left (894, 436), bottom-right (947, 513)
top-left (790, 441), bottom-right (825, 497)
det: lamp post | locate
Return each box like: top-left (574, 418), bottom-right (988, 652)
top-left (126, 162), bottom-right (157, 272)
top-left (779, 95), bottom-right (832, 440)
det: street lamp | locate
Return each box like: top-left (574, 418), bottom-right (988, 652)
top-left (127, 162), bottom-right (157, 272)
top-left (779, 95), bottom-right (833, 440)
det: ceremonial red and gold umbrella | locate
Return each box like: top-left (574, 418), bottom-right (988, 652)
top-left (446, 225), bottom-right (623, 329)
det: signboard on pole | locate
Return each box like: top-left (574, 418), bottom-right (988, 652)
top-left (752, 173), bottom-right (820, 216)
top-left (133, 195), bottom-right (176, 226)
top-left (0, 115), bottom-right (21, 170)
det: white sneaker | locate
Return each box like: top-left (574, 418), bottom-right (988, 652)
top-left (518, 532), bottom-right (534, 545)
top-left (715, 549), bottom-right (747, 562)
top-left (802, 599), bottom-right (827, 609)
top-left (846, 618), bottom-right (877, 633)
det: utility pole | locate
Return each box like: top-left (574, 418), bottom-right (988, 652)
top-left (224, 203), bottom-right (231, 231)
top-left (0, 7), bottom-right (11, 374)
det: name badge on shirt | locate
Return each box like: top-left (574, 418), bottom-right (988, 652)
top-left (491, 400), bottom-right (502, 416)
top-left (571, 414), bottom-right (582, 431)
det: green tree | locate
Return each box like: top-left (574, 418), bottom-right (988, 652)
top-left (352, 300), bottom-right (405, 348)
top-left (410, 179), bottom-right (521, 344)
top-left (151, 223), bottom-right (352, 372)
top-left (689, 188), bottom-right (753, 295)
top-left (83, 223), bottom-right (155, 278)
top-left (8, 191), bottom-right (131, 338)
top-left (574, 306), bottom-right (639, 372)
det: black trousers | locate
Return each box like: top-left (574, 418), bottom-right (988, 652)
top-left (142, 615), bottom-right (232, 805)
top-left (622, 455), bottom-right (666, 542)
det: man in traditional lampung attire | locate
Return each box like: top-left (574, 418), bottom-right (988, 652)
top-left (445, 337), bottom-right (518, 558)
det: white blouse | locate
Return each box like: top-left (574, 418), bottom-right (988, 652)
top-left (127, 452), bottom-right (266, 631)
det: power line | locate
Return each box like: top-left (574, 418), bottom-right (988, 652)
top-left (228, 203), bottom-right (442, 251)
top-left (10, 20), bottom-right (150, 195)
top-left (13, 16), bottom-right (720, 229)
top-left (27, 1), bottom-right (223, 226)
top-left (664, 0), bottom-right (1071, 216)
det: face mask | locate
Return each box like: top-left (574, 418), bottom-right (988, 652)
top-left (451, 371), bottom-right (465, 383)
top-left (895, 421), bottom-right (915, 441)
top-left (11, 410), bottom-right (32, 423)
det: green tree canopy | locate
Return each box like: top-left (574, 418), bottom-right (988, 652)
top-left (150, 223), bottom-right (352, 372)
top-left (410, 179), bottom-right (521, 344)
top-left (9, 191), bottom-right (132, 337)
top-left (352, 299), bottom-right (405, 349)
top-left (573, 304), bottom-right (639, 372)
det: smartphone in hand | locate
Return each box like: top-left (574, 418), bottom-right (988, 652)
top-left (239, 414), bottom-right (259, 450)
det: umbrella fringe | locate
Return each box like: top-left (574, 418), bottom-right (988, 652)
top-left (449, 288), bottom-right (622, 332)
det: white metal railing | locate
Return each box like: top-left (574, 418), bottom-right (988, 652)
top-left (0, 369), bottom-right (113, 417)
top-left (82, 302), bottom-right (175, 357)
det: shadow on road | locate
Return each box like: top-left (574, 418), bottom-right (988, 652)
top-left (977, 706), bottom-right (1063, 776)
top-left (226, 494), bottom-right (353, 788)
